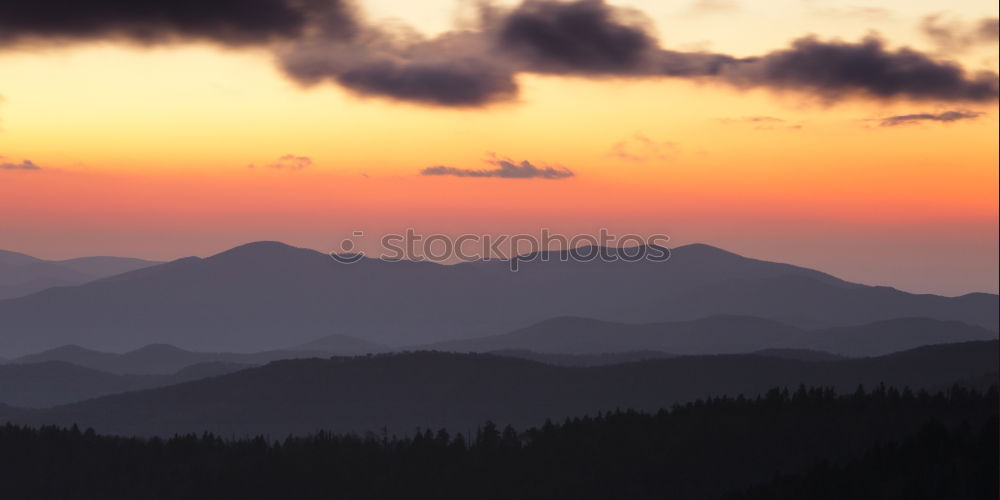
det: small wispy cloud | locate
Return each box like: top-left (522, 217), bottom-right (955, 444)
top-left (921, 14), bottom-right (999, 53)
top-left (720, 116), bottom-right (803, 130)
top-left (248, 154), bottom-right (313, 171)
top-left (879, 110), bottom-right (983, 127)
top-left (808, 6), bottom-right (891, 22)
top-left (0, 157), bottom-right (41, 170)
top-left (731, 116), bottom-right (784, 123)
top-left (421, 155), bottom-right (573, 179)
top-left (609, 134), bottom-right (677, 162)
top-left (687, 0), bottom-right (741, 14)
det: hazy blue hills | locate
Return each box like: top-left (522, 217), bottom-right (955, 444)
top-left (750, 348), bottom-right (846, 362)
top-left (9, 340), bottom-right (385, 376)
top-left (0, 338), bottom-right (387, 407)
top-left (799, 317), bottom-right (998, 357)
top-left (7, 314), bottom-right (989, 375)
top-left (423, 315), bottom-right (800, 354)
top-left (487, 349), bottom-right (678, 366)
top-left (0, 241), bottom-right (995, 355)
top-left (54, 256), bottom-right (163, 277)
top-left (291, 334), bottom-right (389, 354)
top-left (10, 345), bottom-right (118, 371)
top-left (0, 360), bottom-right (249, 408)
top-left (5, 341), bottom-right (995, 437)
top-left (0, 249), bottom-right (159, 301)
top-left (484, 349), bottom-right (842, 366)
top-left (424, 316), bottom-right (997, 357)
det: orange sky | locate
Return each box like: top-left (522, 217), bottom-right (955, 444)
top-left (1, 0), bottom-right (998, 296)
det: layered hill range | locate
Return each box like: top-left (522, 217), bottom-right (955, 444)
top-left (0, 338), bottom-right (383, 408)
top-left (2, 341), bottom-right (996, 437)
top-left (0, 241), bottom-right (996, 355)
top-left (0, 250), bottom-right (159, 301)
top-left (3, 330), bottom-right (995, 409)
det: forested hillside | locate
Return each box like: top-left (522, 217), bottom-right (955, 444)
top-left (1, 385), bottom-right (995, 500)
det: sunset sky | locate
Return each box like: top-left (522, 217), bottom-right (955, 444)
top-left (1, 0), bottom-right (997, 296)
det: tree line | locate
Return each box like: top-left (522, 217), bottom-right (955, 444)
top-left (1, 384), bottom-right (996, 499)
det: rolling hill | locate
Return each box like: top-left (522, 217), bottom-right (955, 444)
top-left (424, 316), bottom-right (997, 357)
top-left (425, 315), bottom-right (803, 354)
top-left (0, 249), bottom-right (160, 300)
top-left (6, 340), bottom-right (995, 437)
top-left (799, 317), bottom-right (1000, 357)
top-left (0, 360), bottom-right (249, 408)
top-left (487, 349), bottom-right (678, 366)
top-left (10, 340), bottom-right (385, 375)
top-left (0, 241), bottom-right (995, 355)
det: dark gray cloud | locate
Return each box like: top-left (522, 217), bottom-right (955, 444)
top-left (920, 15), bottom-right (999, 53)
top-left (0, 0), bottom-right (995, 107)
top-left (495, 0), bottom-right (660, 74)
top-left (720, 36), bottom-right (999, 102)
top-left (0, 158), bottom-right (41, 170)
top-left (421, 157), bottom-right (573, 179)
top-left (277, 25), bottom-right (518, 106)
top-left (489, 2), bottom-right (996, 101)
top-left (329, 56), bottom-right (516, 107)
top-left (0, 0), bottom-right (356, 46)
top-left (492, 0), bottom-right (739, 77)
top-left (273, 0), bottom-right (738, 106)
top-left (278, 0), bottom-right (737, 102)
top-left (879, 110), bottom-right (984, 126)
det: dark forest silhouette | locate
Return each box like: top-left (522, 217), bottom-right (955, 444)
top-left (724, 417), bottom-right (997, 500)
top-left (1, 385), bottom-right (996, 500)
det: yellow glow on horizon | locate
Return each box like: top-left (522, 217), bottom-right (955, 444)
top-left (2, 43), bottom-right (996, 216)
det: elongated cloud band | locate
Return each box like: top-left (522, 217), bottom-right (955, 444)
top-left (879, 110), bottom-right (984, 126)
top-left (0, 158), bottom-right (41, 170)
top-left (1, 0), bottom-right (997, 107)
top-left (0, 0), bottom-right (355, 45)
top-left (422, 158), bottom-right (574, 179)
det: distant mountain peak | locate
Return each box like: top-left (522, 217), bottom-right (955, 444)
top-left (126, 343), bottom-right (191, 355)
top-left (533, 316), bottom-right (616, 326)
top-left (671, 243), bottom-right (741, 256)
top-left (0, 250), bottom-right (161, 301)
top-left (207, 241), bottom-right (324, 262)
top-left (12, 344), bottom-right (117, 366)
top-left (213, 240), bottom-right (300, 254)
top-left (36, 344), bottom-right (100, 355)
top-left (0, 249), bottom-right (44, 266)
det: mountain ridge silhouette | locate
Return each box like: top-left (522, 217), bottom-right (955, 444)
top-left (0, 241), bottom-right (995, 355)
top-left (4, 340), bottom-right (994, 437)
